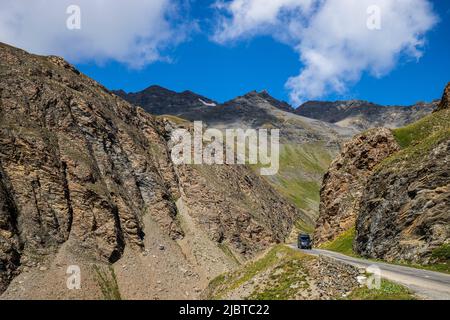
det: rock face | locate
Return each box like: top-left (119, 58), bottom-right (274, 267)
top-left (435, 82), bottom-right (450, 112)
top-left (355, 84), bottom-right (450, 263)
top-left (0, 166), bottom-right (21, 293)
top-left (296, 100), bottom-right (437, 132)
top-left (355, 138), bottom-right (450, 263)
top-left (314, 128), bottom-right (400, 245)
top-left (0, 42), bottom-right (300, 296)
top-left (315, 83), bottom-right (449, 264)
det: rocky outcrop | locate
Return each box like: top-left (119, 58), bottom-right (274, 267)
top-left (308, 256), bottom-right (360, 298)
top-left (354, 84), bottom-right (450, 263)
top-left (355, 120), bottom-right (450, 263)
top-left (314, 82), bottom-right (449, 264)
top-left (0, 165), bottom-right (21, 293)
top-left (435, 82), bottom-right (450, 112)
top-left (0, 42), bottom-right (300, 295)
top-left (0, 44), bottom-right (184, 293)
top-left (314, 128), bottom-right (400, 245)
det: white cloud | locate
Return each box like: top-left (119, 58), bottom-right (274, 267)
top-left (213, 0), bottom-right (438, 105)
top-left (212, 0), bottom-right (315, 43)
top-left (0, 0), bottom-right (193, 68)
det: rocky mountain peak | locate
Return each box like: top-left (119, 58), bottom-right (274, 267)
top-left (258, 90), bottom-right (295, 113)
top-left (113, 85), bottom-right (217, 116)
top-left (112, 89), bottom-right (127, 97)
top-left (224, 90), bottom-right (294, 114)
top-left (140, 84), bottom-right (175, 95)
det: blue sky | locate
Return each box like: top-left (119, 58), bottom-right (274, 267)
top-left (1, 0), bottom-right (449, 106)
top-left (75, 0), bottom-right (450, 106)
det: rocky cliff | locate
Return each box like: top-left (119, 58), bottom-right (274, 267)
top-left (313, 128), bottom-right (400, 245)
top-left (0, 42), bottom-right (300, 298)
top-left (315, 83), bottom-right (450, 264)
top-left (355, 84), bottom-right (450, 263)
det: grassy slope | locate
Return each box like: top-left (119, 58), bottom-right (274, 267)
top-left (266, 143), bottom-right (334, 231)
top-left (429, 244), bottom-right (450, 273)
top-left (206, 245), bottom-right (415, 300)
top-left (206, 245), bottom-right (312, 300)
top-left (249, 141), bottom-right (334, 233)
top-left (278, 143), bottom-right (333, 209)
top-left (319, 227), bottom-right (357, 257)
top-left (381, 107), bottom-right (450, 169)
top-left (346, 279), bottom-right (415, 300)
top-left (392, 107), bottom-right (450, 148)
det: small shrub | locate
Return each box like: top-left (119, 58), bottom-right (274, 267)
top-left (93, 265), bottom-right (122, 300)
top-left (432, 244), bottom-right (450, 262)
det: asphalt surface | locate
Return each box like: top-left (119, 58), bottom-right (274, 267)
top-left (288, 244), bottom-right (450, 300)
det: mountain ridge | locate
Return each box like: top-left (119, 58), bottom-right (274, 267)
top-left (116, 85), bottom-right (438, 133)
top-left (296, 99), bottom-right (438, 131)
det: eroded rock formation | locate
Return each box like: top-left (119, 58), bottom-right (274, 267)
top-left (314, 128), bottom-right (400, 245)
top-left (355, 138), bottom-right (450, 263)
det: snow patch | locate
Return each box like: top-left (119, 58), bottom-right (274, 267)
top-left (199, 98), bottom-right (216, 107)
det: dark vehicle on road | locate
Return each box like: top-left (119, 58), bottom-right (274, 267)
top-left (298, 234), bottom-right (312, 249)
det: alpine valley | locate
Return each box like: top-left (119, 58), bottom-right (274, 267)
top-left (0, 42), bottom-right (449, 300)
